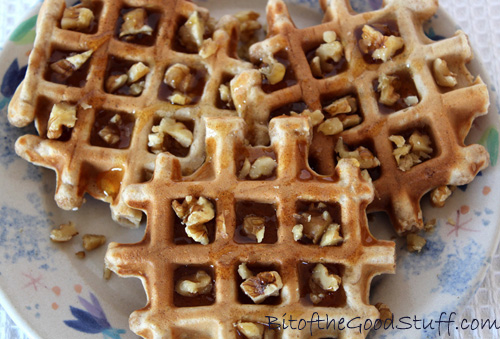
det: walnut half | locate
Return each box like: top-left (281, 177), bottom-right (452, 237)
top-left (309, 263), bottom-right (341, 304)
top-left (172, 196), bottom-right (214, 245)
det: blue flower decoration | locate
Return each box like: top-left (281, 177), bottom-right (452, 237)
top-left (64, 293), bottom-right (126, 339)
top-left (1, 59), bottom-right (27, 98)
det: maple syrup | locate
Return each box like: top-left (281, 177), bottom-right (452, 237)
top-left (234, 201), bottom-right (278, 244)
top-left (90, 110), bottom-right (135, 149)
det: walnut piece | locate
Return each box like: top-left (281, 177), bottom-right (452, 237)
top-left (172, 196), bottom-right (214, 245)
top-left (430, 185), bottom-right (452, 208)
top-left (404, 95), bottom-right (419, 107)
top-left (235, 322), bottom-right (264, 339)
top-left (98, 125), bottom-right (120, 145)
top-left (235, 11), bottom-right (262, 60)
top-left (376, 302), bottom-right (393, 321)
top-left (290, 109), bottom-right (324, 127)
top-left (75, 251), bottom-right (86, 259)
top-left (219, 84), bottom-right (233, 106)
top-left (292, 224), bottom-right (303, 242)
top-left (148, 117), bottom-right (193, 153)
top-left (433, 58), bottom-right (457, 88)
top-left (260, 61), bottom-right (286, 85)
top-left (50, 50), bottom-right (93, 77)
top-left (424, 218), bottom-right (437, 232)
top-left (175, 270), bottom-right (213, 297)
top-left (106, 74), bottom-right (128, 93)
top-left (318, 117), bottom-right (343, 136)
top-left (119, 8), bottom-right (153, 39)
top-left (47, 102), bottom-right (77, 139)
top-left (240, 270), bottom-right (283, 304)
top-left (239, 156), bottom-right (277, 179)
top-left (319, 223), bottom-right (343, 247)
top-left (359, 25), bottom-right (404, 62)
top-left (407, 233), bottom-right (426, 253)
top-left (309, 263), bottom-right (341, 304)
top-left (103, 267), bottom-right (112, 280)
top-left (389, 132), bottom-right (433, 171)
top-left (127, 62), bottom-right (150, 84)
top-left (82, 234), bottom-right (106, 251)
top-left (377, 73), bottom-right (400, 106)
top-left (335, 138), bottom-right (380, 169)
top-left (238, 263), bottom-right (253, 280)
top-left (50, 222), bottom-right (78, 242)
top-left (243, 216), bottom-right (266, 243)
top-left (61, 6), bottom-right (94, 31)
top-left (311, 30), bottom-right (344, 76)
top-left (324, 96), bottom-right (357, 116)
top-left (179, 11), bottom-right (207, 53)
top-left (294, 204), bottom-right (343, 246)
top-left (164, 63), bottom-right (193, 93)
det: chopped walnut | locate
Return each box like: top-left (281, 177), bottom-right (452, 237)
top-left (119, 8), bottom-right (153, 39)
top-left (292, 224), bottom-right (303, 241)
top-left (47, 102), bottom-right (77, 139)
top-left (127, 62), bottom-right (150, 84)
top-left (430, 185), bottom-right (452, 208)
top-left (179, 11), bottom-right (208, 53)
top-left (103, 267), bottom-right (112, 280)
top-left (335, 138), bottom-right (380, 169)
top-left (404, 95), bottom-right (419, 107)
top-left (148, 117), bottom-right (194, 153)
top-left (424, 218), bottom-right (437, 232)
top-left (290, 109), bottom-right (324, 127)
top-left (168, 92), bottom-right (192, 105)
top-left (389, 132), bottom-right (432, 171)
top-left (50, 50), bottom-right (93, 77)
top-left (376, 303), bottom-right (393, 322)
top-left (82, 234), bottom-right (106, 251)
top-left (235, 322), bottom-right (264, 339)
top-left (75, 251), bottom-right (86, 259)
top-left (433, 58), bottom-right (457, 88)
top-left (294, 204), bottom-right (342, 246)
top-left (319, 223), bottom-right (343, 247)
top-left (318, 117), bottom-right (343, 136)
top-left (219, 84), bottom-right (233, 107)
top-left (311, 30), bottom-right (344, 76)
top-left (378, 73), bottom-right (400, 106)
top-left (106, 74), bottom-right (128, 93)
top-left (238, 263), bottom-right (253, 280)
top-left (324, 96), bottom-right (357, 116)
top-left (243, 216), bottom-right (266, 243)
top-left (175, 270), bottom-right (213, 297)
top-left (164, 63), bottom-right (193, 93)
top-left (249, 156), bottom-right (277, 179)
top-left (61, 6), bottom-right (94, 31)
top-left (240, 269), bottom-right (283, 304)
top-left (359, 25), bottom-right (404, 62)
top-left (50, 222), bottom-right (78, 242)
top-left (407, 233), bottom-right (426, 252)
top-left (129, 81), bottom-right (145, 96)
top-left (239, 156), bottom-right (277, 179)
top-left (339, 114), bottom-right (362, 129)
top-left (98, 125), bottom-right (120, 145)
top-left (172, 196), bottom-right (214, 245)
top-left (309, 264), bottom-right (341, 304)
top-left (260, 61), bottom-right (286, 85)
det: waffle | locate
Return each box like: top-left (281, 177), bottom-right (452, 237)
top-left (8, 0), bottom-right (253, 226)
top-left (230, 0), bottom-right (490, 234)
top-left (105, 116), bottom-right (395, 338)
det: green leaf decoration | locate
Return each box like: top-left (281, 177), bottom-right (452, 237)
top-left (479, 127), bottom-right (499, 166)
top-left (0, 97), bottom-right (9, 111)
top-left (9, 15), bottom-right (38, 43)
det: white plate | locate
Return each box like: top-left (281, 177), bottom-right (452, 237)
top-left (0, 0), bottom-right (499, 338)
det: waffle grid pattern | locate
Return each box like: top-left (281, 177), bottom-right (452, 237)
top-left (231, 0), bottom-right (489, 234)
top-left (106, 116), bottom-right (395, 338)
top-left (8, 0), bottom-right (252, 227)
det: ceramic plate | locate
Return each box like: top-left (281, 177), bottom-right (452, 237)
top-left (0, 0), bottom-right (499, 338)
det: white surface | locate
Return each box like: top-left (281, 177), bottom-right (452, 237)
top-left (0, 0), bottom-right (499, 338)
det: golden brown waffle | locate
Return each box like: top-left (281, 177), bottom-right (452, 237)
top-left (230, 0), bottom-right (490, 234)
top-left (105, 116), bottom-right (395, 338)
top-left (8, 0), bottom-right (252, 226)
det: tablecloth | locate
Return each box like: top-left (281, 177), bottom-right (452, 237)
top-left (0, 0), bottom-right (499, 338)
